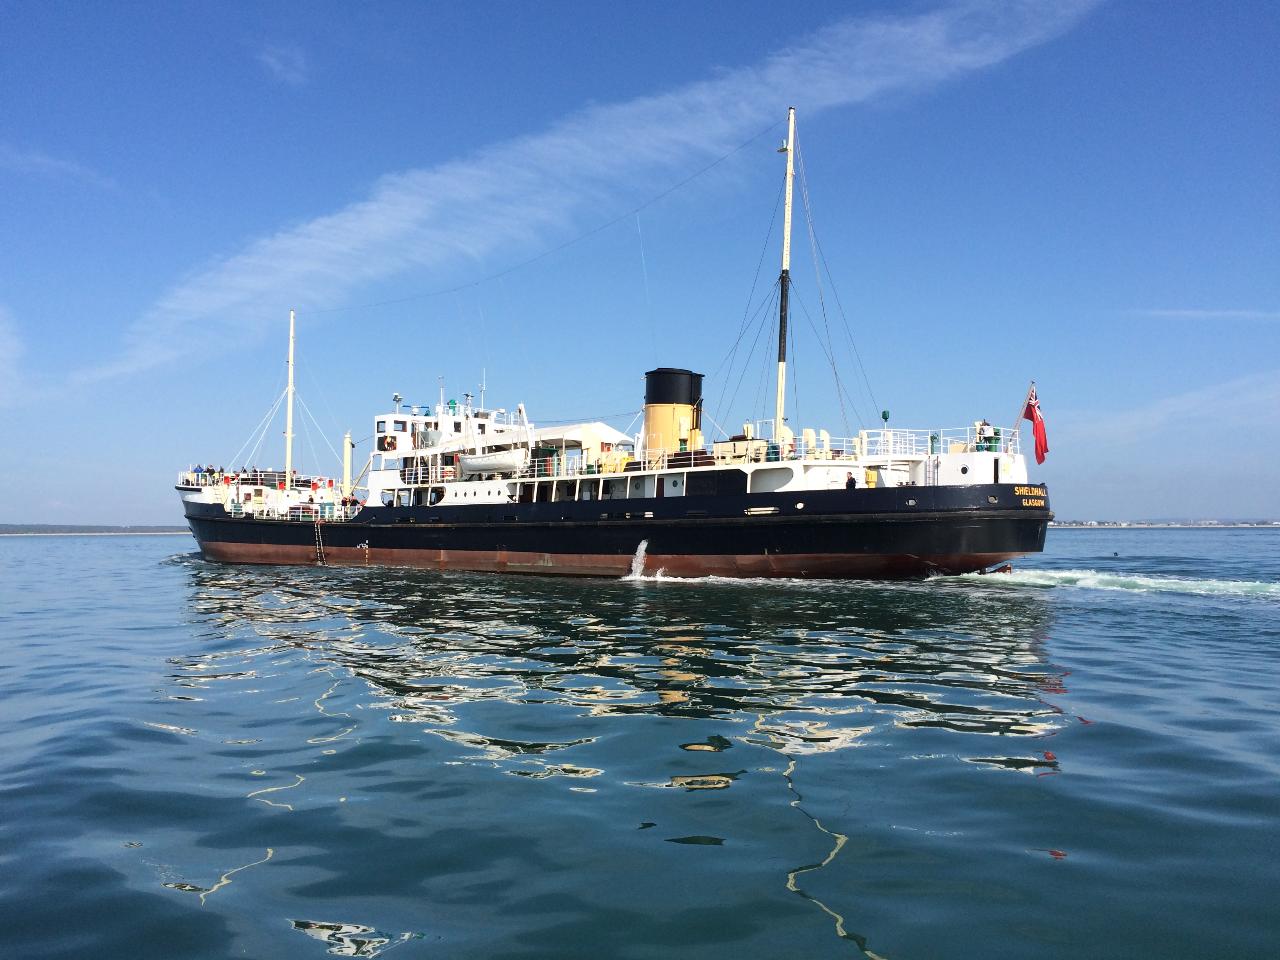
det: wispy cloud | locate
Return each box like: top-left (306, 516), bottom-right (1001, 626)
top-left (83, 0), bottom-right (1101, 382)
top-left (1108, 371), bottom-right (1280, 438)
top-left (1128, 308), bottom-right (1280, 321)
top-left (0, 143), bottom-right (117, 190)
top-left (258, 44), bottom-right (308, 86)
top-left (1054, 369), bottom-right (1280, 447)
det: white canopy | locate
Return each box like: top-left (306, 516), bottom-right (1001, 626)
top-left (531, 421), bottom-right (632, 449)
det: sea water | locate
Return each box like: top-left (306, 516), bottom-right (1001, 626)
top-left (0, 529), bottom-right (1276, 959)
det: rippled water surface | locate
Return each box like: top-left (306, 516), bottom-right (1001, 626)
top-left (1, 529), bottom-right (1278, 958)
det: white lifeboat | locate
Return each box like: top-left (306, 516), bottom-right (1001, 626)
top-left (459, 448), bottom-right (529, 475)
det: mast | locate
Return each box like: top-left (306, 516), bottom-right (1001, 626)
top-left (284, 309), bottom-right (296, 485)
top-left (342, 431), bottom-right (353, 497)
top-left (774, 106), bottom-right (796, 438)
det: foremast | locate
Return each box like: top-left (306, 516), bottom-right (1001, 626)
top-left (774, 106), bottom-right (796, 440)
top-left (284, 308), bottom-right (296, 483)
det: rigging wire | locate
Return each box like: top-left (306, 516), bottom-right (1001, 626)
top-left (791, 285), bottom-right (867, 433)
top-left (708, 183), bottom-right (785, 435)
top-left (229, 388), bottom-right (286, 470)
top-left (701, 409), bottom-right (735, 443)
top-left (297, 394), bottom-right (344, 470)
top-left (296, 395), bottom-right (323, 479)
top-left (535, 408), bottom-right (642, 426)
top-left (225, 368), bottom-right (287, 468)
top-left (475, 288), bottom-right (490, 375)
top-left (750, 306), bottom-right (775, 428)
top-left (297, 356), bottom-right (345, 444)
top-left (306, 118), bottom-right (786, 317)
top-left (620, 408), bottom-right (643, 440)
top-left (243, 390), bottom-right (287, 470)
top-left (806, 209), bottom-right (881, 418)
top-left (789, 308), bottom-right (800, 431)
top-left (715, 284), bottom-right (777, 438)
top-left (796, 145), bottom-right (853, 433)
top-left (635, 213), bottom-right (658, 367)
top-left (708, 183), bottom-right (785, 384)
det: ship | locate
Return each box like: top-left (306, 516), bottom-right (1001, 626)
top-left (178, 108), bottom-right (1051, 578)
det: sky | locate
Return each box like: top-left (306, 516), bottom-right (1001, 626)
top-left (1, 0), bottom-right (1277, 523)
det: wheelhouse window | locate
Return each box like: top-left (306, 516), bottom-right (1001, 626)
top-left (394, 420), bottom-right (407, 432)
top-left (376, 420), bottom-right (387, 434)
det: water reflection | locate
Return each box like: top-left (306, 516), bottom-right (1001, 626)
top-left (290, 919), bottom-right (419, 957)
top-left (176, 561), bottom-right (1062, 748)
top-left (171, 557), bottom-right (1063, 955)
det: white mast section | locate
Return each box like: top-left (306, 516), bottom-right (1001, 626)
top-left (284, 309), bottom-right (296, 484)
top-left (342, 431), bottom-right (353, 497)
top-left (774, 107), bottom-right (796, 439)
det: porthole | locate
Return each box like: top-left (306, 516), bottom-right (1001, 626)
top-left (960, 465), bottom-right (969, 475)
top-left (988, 495), bottom-right (999, 504)
top-left (906, 498), bottom-right (917, 506)
top-left (795, 501), bottom-right (805, 510)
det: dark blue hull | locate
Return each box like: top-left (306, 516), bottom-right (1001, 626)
top-left (183, 484), bottom-right (1050, 578)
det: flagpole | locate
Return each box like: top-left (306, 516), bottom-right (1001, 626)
top-left (1011, 380), bottom-right (1034, 441)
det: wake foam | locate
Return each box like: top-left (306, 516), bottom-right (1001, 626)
top-left (619, 564), bottom-right (1279, 600)
top-left (955, 568), bottom-right (1280, 599)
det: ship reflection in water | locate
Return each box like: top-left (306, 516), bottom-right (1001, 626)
top-left (172, 558), bottom-right (1063, 956)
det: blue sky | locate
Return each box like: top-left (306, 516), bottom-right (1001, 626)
top-left (2, 0), bottom-right (1277, 523)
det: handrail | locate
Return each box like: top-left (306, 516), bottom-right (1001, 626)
top-left (186, 423), bottom-right (1025, 493)
top-left (226, 501), bottom-right (361, 522)
top-left (177, 470), bottom-right (338, 489)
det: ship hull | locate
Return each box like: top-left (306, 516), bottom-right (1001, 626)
top-left (183, 484), bottom-right (1050, 579)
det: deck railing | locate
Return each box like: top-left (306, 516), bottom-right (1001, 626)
top-left (225, 423), bottom-right (1025, 496)
top-left (745, 424), bottom-right (1021, 458)
top-left (443, 426), bottom-right (1024, 483)
top-left (226, 501), bottom-right (361, 522)
top-left (177, 470), bottom-right (340, 490)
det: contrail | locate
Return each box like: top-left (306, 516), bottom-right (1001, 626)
top-left (79, 0), bottom-right (1101, 383)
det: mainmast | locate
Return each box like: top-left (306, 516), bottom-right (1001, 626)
top-left (284, 309), bottom-right (296, 485)
top-left (774, 106), bottom-right (796, 438)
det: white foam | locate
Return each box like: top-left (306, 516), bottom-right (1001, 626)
top-left (955, 568), bottom-right (1280, 600)
top-left (622, 540), bottom-right (650, 580)
top-left (621, 571), bottom-right (857, 590)
top-left (619, 566), bottom-right (1279, 600)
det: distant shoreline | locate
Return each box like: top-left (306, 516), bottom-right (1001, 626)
top-left (1051, 524), bottom-right (1278, 530)
top-left (0, 531), bottom-right (192, 537)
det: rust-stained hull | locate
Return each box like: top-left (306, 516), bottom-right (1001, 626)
top-left (184, 483), bottom-right (1051, 580)
top-left (196, 539), bottom-right (1028, 578)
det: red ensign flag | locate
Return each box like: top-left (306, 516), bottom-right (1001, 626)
top-left (1023, 385), bottom-right (1049, 465)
